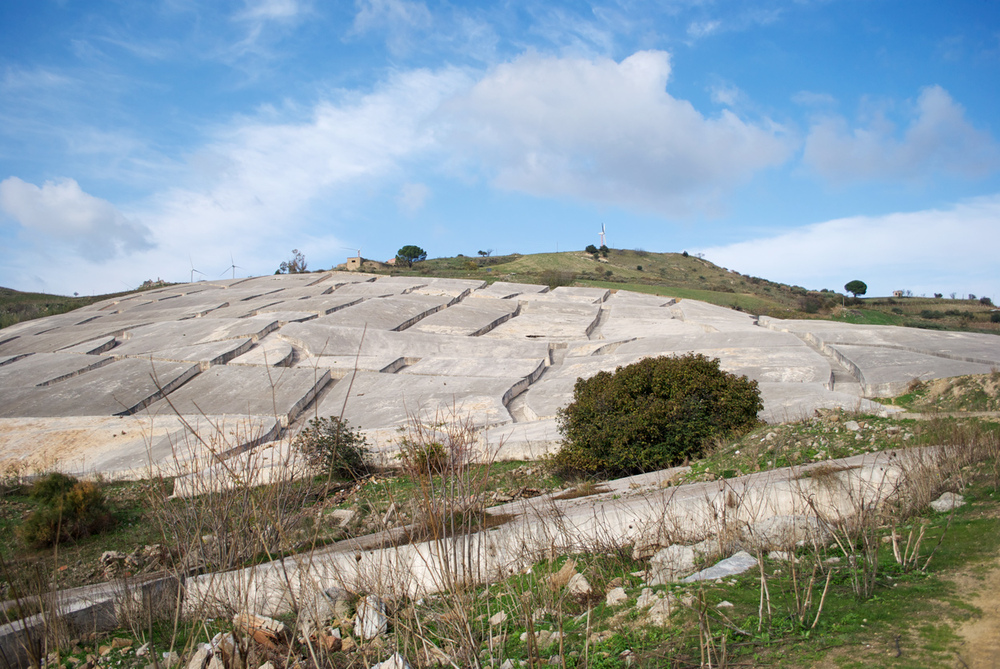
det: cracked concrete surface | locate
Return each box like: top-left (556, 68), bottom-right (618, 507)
top-left (0, 271), bottom-right (998, 477)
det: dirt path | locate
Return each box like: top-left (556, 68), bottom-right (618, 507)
top-left (954, 556), bottom-right (1000, 669)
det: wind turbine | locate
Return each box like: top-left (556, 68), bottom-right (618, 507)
top-left (599, 223), bottom-right (607, 248)
top-left (189, 257), bottom-right (205, 283)
top-left (342, 246), bottom-right (362, 258)
top-left (221, 253), bottom-right (243, 279)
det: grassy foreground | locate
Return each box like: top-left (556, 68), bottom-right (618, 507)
top-left (2, 374), bottom-right (999, 668)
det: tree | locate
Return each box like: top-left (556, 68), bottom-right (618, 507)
top-left (477, 249), bottom-right (493, 257)
top-left (599, 244), bottom-right (609, 258)
top-left (396, 245), bottom-right (427, 268)
top-left (585, 244), bottom-right (598, 257)
top-left (555, 354), bottom-right (762, 476)
top-left (844, 280), bottom-right (867, 297)
top-left (277, 249), bottom-right (307, 274)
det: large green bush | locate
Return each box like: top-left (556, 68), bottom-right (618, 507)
top-left (18, 473), bottom-right (113, 547)
top-left (294, 416), bottom-right (370, 479)
top-left (555, 354), bottom-right (763, 475)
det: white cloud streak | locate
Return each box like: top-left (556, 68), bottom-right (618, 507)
top-left (803, 85), bottom-right (1000, 182)
top-left (699, 195), bottom-right (1000, 298)
top-left (0, 177), bottom-right (155, 262)
top-left (442, 50), bottom-right (794, 216)
top-left (397, 182), bottom-right (430, 214)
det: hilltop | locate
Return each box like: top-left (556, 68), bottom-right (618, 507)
top-left (345, 248), bottom-right (999, 333)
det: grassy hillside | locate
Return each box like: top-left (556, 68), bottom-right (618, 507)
top-left (366, 248), bottom-right (1000, 334)
top-left (0, 282), bottom-right (172, 330)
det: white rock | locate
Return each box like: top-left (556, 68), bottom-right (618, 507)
top-left (647, 544), bottom-right (696, 585)
top-left (567, 573), bottom-right (592, 597)
top-left (489, 610), bottom-right (508, 626)
top-left (605, 587), bottom-right (628, 607)
top-left (369, 653), bottom-right (411, 669)
top-left (647, 596), bottom-right (675, 625)
top-left (635, 588), bottom-right (659, 608)
top-left (356, 595), bottom-right (388, 640)
top-left (929, 492), bottom-right (965, 512)
top-left (682, 551), bottom-right (758, 583)
top-left (716, 601), bottom-right (734, 608)
top-left (184, 647), bottom-right (210, 669)
top-left (845, 420), bottom-right (861, 431)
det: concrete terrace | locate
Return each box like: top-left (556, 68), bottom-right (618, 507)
top-left (1, 270), bottom-right (999, 477)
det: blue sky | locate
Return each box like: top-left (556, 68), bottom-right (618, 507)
top-left (1, 1), bottom-right (998, 300)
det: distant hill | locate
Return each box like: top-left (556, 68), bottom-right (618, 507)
top-left (361, 249), bottom-right (999, 334)
top-left (4, 250), bottom-right (997, 334)
top-left (0, 282), bottom-right (172, 330)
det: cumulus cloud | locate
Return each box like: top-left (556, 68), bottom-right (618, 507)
top-left (442, 50), bottom-right (794, 216)
top-left (0, 177), bottom-right (154, 262)
top-left (699, 195), bottom-right (1000, 298)
top-left (803, 85), bottom-right (1000, 182)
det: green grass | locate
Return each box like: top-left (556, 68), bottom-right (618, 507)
top-left (0, 283), bottom-right (173, 330)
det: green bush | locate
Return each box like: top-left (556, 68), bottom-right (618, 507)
top-left (18, 474), bottom-right (113, 547)
top-left (294, 416), bottom-right (370, 479)
top-left (555, 354), bottom-right (763, 476)
top-left (399, 440), bottom-right (450, 477)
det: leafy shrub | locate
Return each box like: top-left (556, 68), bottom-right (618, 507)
top-left (399, 440), bottom-right (450, 477)
top-left (992, 312), bottom-right (1000, 323)
top-left (294, 416), bottom-right (369, 479)
top-left (18, 474), bottom-right (113, 547)
top-left (541, 270), bottom-right (576, 289)
top-left (30, 471), bottom-right (77, 504)
top-left (555, 354), bottom-right (763, 475)
top-left (799, 296), bottom-right (822, 314)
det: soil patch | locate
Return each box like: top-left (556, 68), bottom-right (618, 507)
top-left (953, 556), bottom-right (1000, 668)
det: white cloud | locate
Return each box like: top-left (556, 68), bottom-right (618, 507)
top-left (240, 0), bottom-right (306, 21)
top-left (397, 182), bottom-right (430, 214)
top-left (137, 67), bottom-right (467, 266)
top-left (353, 0), bottom-right (431, 32)
top-left (230, 0), bottom-right (311, 62)
top-left (687, 20), bottom-right (721, 39)
top-left (0, 177), bottom-right (154, 262)
top-left (442, 50), bottom-right (794, 216)
top-left (352, 0), bottom-right (432, 53)
top-left (699, 195), bottom-right (1000, 298)
top-left (710, 83), bottom-right (741, 106)
top-left (803, 85), bottom-right (1000, 182)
